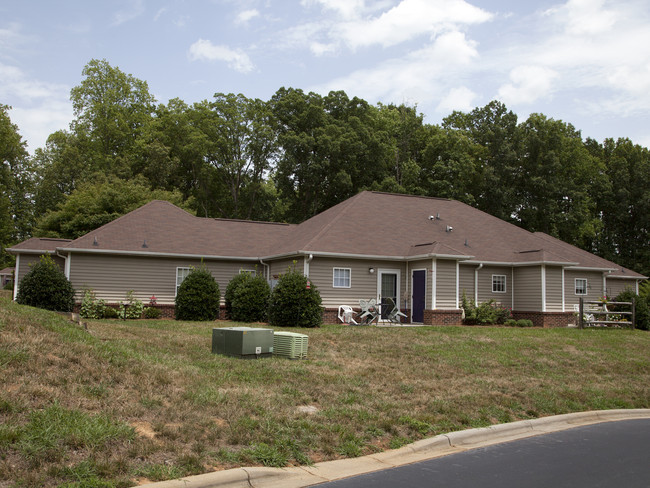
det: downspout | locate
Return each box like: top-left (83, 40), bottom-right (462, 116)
top-left (259, 258), bottom-right (270, 281)
top-left (56, 250), bottom-right (69, 279)
top-left (405, 261), bottom-right (409, 312)
top-left (12, 254), bottom-right (20, 301)
top-left (474, 263), bottom-right (483, 304)
top-left (304, 254), bottom-right (313, 278)
top-left (541, 265), bottom-right (547, 312)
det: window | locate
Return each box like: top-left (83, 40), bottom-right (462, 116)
top-left (492, 275), bottom-right (506, 293)
top-left (333, 268), bottom-right (351, 288)
top-left (575, 278), bottom-right (588, 295)
top-left (176, 267), bottom-right (191, 295)
top-left (239, 269), bottom-right (256, 275)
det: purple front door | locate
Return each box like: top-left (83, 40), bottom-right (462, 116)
top-left (412, 270), bottom-right (426, 323)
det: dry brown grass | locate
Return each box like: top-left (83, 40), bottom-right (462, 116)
top-left (1, 297), bottom-right (649, 487)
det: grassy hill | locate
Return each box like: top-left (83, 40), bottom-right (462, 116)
top-left (1, 297), bottom-right (649, 487)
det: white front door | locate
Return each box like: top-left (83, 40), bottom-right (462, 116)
top-left (377, 269), bottom-right (400, 320)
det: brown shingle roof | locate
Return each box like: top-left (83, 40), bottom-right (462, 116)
top-left (61, 200), bottom-right (294, 258)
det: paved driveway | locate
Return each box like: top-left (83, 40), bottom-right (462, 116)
top-left (315, 419), bottom-right (650, 488)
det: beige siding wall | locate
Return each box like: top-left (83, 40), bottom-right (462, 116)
top-left (477, 265), bottom-right (513, 308)
top-left (545, 266), bottom-right (564, 311)
top-left (309, 258), bottom-right (406, 309)
top-left (16, 253), bottom-right (65, 283)
top-left (459, 264), bottom-right (474, 304)
top-left (269, 258), bottom-right (301, 279)
top-left (68, 253), bottom-right (256, 304)
top-left (513, 266), bottom-right (542, 311)
top-left (436, 259), bottom-right (458, 309)
top-left (605, 278), bottom-right (637, 298)
top-left (564, 270), bottom-right (605, 309)
top-left (410, 259), bottom-right (432, 309)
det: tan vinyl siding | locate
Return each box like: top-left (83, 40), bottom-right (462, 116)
top-left (436, 259), bottom-right (457, 309)
top-left (477, 265), bottom-right (512, 308)
top-left (545, 266), bottom-right (563, 311)
top-left (16, 253), bottom-right (65, 283)
top-left (513, 266), bottom-right (542, 311)
top-left (410, 259), bottom-right (432, 309)
top-left (458, 264), bottom-right (474, 304)
top-left (68, 253), bottom-right (255, 305)
top-left (606, 278), bottom-right (637, 298)
top-left (310, 258), bottom-right (406, 309)
top-left (564, 270), bottom-right (604, 309)
top-left (269, 258), bottom-right (301, 278)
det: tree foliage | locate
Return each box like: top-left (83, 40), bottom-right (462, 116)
top-left (268, 270), bottom-right (322, 328)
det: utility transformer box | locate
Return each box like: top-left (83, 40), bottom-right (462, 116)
top-left (211, 327), bottom-right (274, 358)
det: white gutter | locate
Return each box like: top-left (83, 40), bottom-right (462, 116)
top-left (474, 263), bottom-right (483, 303)
top-left (58, 248), bottom-right (260, 261)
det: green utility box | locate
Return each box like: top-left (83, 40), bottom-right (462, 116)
top-left (212, 327), bottom-right (274, 358)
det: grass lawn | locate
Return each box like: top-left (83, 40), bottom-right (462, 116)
top-left (1, 297), bottom-right (649, 487)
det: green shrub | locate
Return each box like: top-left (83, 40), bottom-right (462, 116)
top-left (123, 290), bottom-right (144, 319)
top-left (516, 319), bottom-right (534, 327)
top-left (225, 272), bottom-right (251, 319)
top-left (103, 306), bottom-right (118, 319)
top-left (269, 270), bottom-right (322, 328)
top-left (230, 274), bottom-right (271, 323)
top-left (15, 255), bottom-right (75, 312)
top-left (143, 307), bottom-right (162, 319)
top-left (505, 319), bottom-right (518, 327)
top-left (3, 281), bottom-right (13, 291)
top-left (461, 292), bottom-right (511, 325)
top-left (80, 290), bottom-right (106, 319)
top-left (612, 288), bottom-right (649, 331)
top-left (175, 265), bottom-right (220, 321)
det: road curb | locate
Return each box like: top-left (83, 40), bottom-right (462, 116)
top-left (137, 409), bottom-right (650, 488)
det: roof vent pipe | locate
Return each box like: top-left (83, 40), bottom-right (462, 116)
top-left (93, 236), bottom-right (99, 246)
top-left (446, 225), bottom-right (453, 232)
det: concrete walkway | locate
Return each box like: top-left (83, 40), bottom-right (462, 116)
top-left (138, 409), bottom-right (650, 488)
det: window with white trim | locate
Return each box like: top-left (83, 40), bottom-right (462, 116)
top-left (333, 268), bottom-right (351, 288)
top-left (575, 278), bottom-right (588, 295)
top-left (492, 274), bottom-right (506, 293)
top-left (239, 269), bottom-right (256, 275)
top-left (176, 267), bottom-right (191, 295)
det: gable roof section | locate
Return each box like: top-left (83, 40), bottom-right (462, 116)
top-left (272, 192), bottom-right (576, 264)
top-left (60, 200), bottom-right (294, 259)
top-left (533, 232), bottom-right (645, 278)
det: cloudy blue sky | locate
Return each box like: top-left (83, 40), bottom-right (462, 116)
top-left (2, 0), bottom-right (650, 153)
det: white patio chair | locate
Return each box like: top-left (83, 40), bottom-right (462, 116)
top-left (358, 299), bottom-right (380, 325)
top-left (384, 297), bottom-right (407, 324)
top-left (338, 305), bottom-right (358, 325)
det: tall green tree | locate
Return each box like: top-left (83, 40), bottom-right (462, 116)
top-left (0, 105), bottom-right (33, 266)
top-left (70, 58), bottom-right (156, 177)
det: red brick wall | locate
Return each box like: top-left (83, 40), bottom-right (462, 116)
top-left (423, 309), bottom-right (463, 326)
top-left (512, 310), bottom-right (574, 328)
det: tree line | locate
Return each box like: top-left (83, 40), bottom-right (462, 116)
top-left (1, 59), bottom-right (649, 277)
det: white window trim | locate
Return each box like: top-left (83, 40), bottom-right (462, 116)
top-left (492, 274), bottom-right (507, 293)
top-left (176, 267), bottom-right (192, 296)
top-left (575, 278), bottom-right (588, 296)
top-left (333, 267), bottom-right (351, 288)
top-left (239, 269), bottom-right (256, 275)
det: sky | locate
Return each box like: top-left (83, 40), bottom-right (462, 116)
top-left (2, 0), bottom-right (650, 154)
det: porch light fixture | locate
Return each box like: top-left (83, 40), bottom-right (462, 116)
top-left (369, 267), bottom-right (375, 274)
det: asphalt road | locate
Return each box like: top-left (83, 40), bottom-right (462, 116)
top-left (315, 419), bottom-right (650, 488)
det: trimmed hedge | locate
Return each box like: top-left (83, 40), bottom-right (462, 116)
top-left (269, 270), bottom-right (322, 328)
top-left (175, 265), bottom-right (220, 321)
top-left (15, 255), bottom-right (74, 312)
top-left (225, 272), bottom-right (250, 319)
top-left (229, 273), bottom-right (271, 323)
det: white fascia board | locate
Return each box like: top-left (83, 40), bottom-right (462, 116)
top-left (58, 247), bottom-right (260, 261)
top-left (565, 266), bottom-right (618, 272)
top-left (264, 250), bottom-right (474, 261)
top-left (607, 275), bottom-right (647, 280)
top-left (463, 260), bottom-right (580, 267)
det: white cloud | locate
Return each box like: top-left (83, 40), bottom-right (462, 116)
top-left (497, 66), bottom-right (558, 105)
top-left (112, 0), bottom-right (145, 26)
top-left (0, 62), bottom-right (71, 151)
top-left (188, 39), bottom-right (254, 73)
top-left (545, 0), bottom-right (619, 35)
top-left (311, 30), bottom-right (479, 105)
top-left (436, 86), bottom-right (477, 113)
top-left (301, 0), bottom-right (366, 20)
top-left (235, 9), bottom-right (261, 25)
top-left (332, 0), bottom-right (492, 50)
